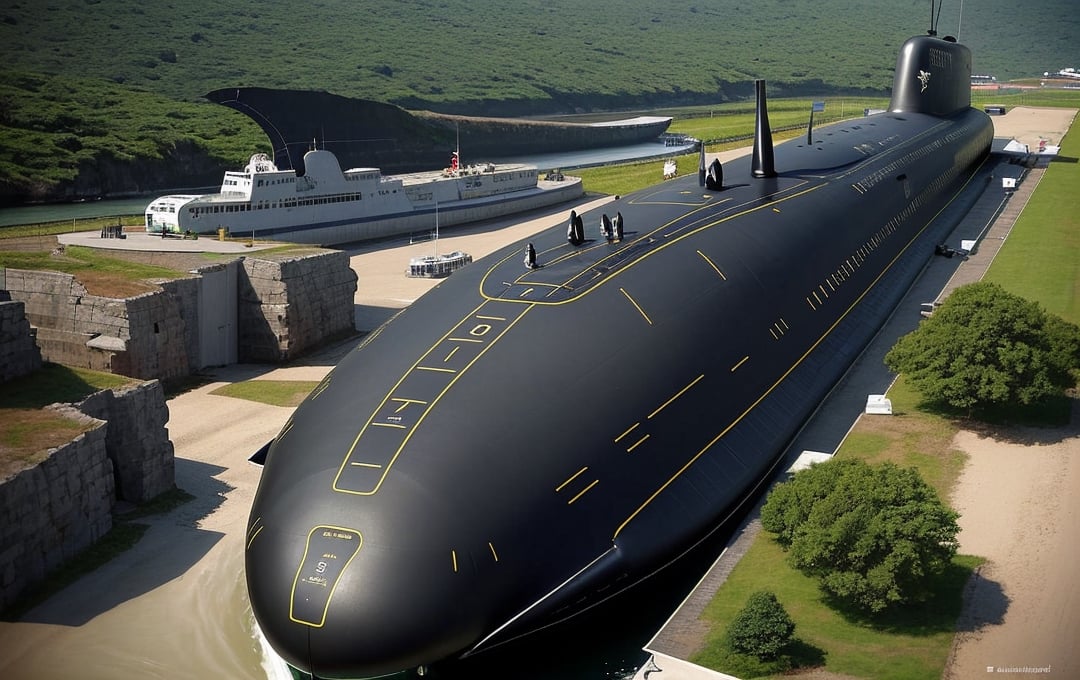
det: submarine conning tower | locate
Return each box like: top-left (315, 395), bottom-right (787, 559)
top-left (889, 34), bottom-right (973, 116)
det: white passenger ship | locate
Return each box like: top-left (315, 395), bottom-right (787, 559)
top-left (144, 149), bottom-right (582, 246)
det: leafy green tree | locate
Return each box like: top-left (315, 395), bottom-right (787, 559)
top-left (885, 282), bottom-right (1080, 411)
top-left (725, 591), bottom-right (797, 659)
top-left (761, 458), bottom-right (959, 613)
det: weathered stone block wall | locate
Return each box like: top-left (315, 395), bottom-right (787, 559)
top-left (0, 410), bottom-right (114, 613)
top-left (239, 251), bottom-right (357, 362)
top-left (76, 381), bottom-right (175, 504)
top-left (3, 269), bottom-right (196, 380)
top-left (0, 297), bottom-right (42, 382)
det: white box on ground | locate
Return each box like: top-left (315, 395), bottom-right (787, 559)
top-left (866, 394), bottom-right (893, 414)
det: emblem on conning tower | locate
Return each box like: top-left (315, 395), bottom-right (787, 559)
top-left (918, 69), bottom-right (931, 93)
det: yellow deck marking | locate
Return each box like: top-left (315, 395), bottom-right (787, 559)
top-left (371, 421), bottom-right (406, 429)
top-left (567, 479), bottom-right (599, 505)
top-left (451, 550), bottom-right (458, 573)
top-left (620, 288), bottom-right (653, 325)
top-left (626, 434), bottom-right (651, 453)
top-left (246, 525), bottom-right (264, 550)
top-left (696, 250), bottom-right (727, 280)
top-left (556, 466), bottom-right (589, 492)
top-left (730, 356), bottom-right (749, 372)
top-left (615, 422), bottom-right (640, 443)
top-left (349, 462), bottom-right (382, 468)
top-left (648, 374), bottom-right (704, 419)
top-left (488, 542), bottom-right (499, 562)
top-left (416, 366), bottom-right (457, 373)
top-left (443, 346), bottom-right (460, 362)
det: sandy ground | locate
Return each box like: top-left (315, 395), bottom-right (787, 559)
top-left (2, 109), bottom-right (1076, 679)
top-left (945, 416), bottom-right (1080, 679)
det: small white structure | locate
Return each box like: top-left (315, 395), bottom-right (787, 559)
top-left (865, 394), bottom-right (893, 415)
top-left (786, 450), bottom-right (834, 475)
top-left (662, 160), bottom-right (677, 179)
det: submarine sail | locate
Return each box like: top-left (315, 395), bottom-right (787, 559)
top-left (245, 31), bottom-right (993, 679)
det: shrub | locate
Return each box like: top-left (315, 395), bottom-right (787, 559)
top-left (725, 590), bottom-right (796, 659)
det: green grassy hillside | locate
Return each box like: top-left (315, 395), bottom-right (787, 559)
top-left (0, 0), bottom-right (1077, 203)
top-left (3, 1), bottom-right (1076, 107)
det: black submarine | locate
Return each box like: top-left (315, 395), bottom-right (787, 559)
top-left (245, 28), bottom-right (994, 680)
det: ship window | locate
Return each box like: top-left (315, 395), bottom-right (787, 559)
top-left (257, 179), bottom-right (263, 187)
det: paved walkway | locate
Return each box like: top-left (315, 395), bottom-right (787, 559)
top-left (635, 150), bottom-right (1049, 680)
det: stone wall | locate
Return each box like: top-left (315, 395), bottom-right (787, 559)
top-left (0, 296), bottom-right (42, 382)
top-left (239, 250), bottom-right (358, 362)
top-left (0, 409), bottom-right (114, 613)
top-left (2, 269), bottom-right (195, 380)
top-left (76, 381), bottom-right (175, 504)
top-left (4, 248), bottom-right (356, 377)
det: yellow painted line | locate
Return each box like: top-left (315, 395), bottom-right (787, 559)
top-left (696, 250), bottom-right (727, 280)
top-left (730, 356), bottom-right (749, 372)
top-left (443, 346), bottom-right (460, 362)
top-left (519, 287), bottom-right (535, 298)
top-left (392, 398), bottom-right (427, 412)
top-left (807, 297), bottom-right (817, 311)
top-left (620, 288), bottom-right (653, 325)
top-left (371, 422), bottom-right (407, 429)
top-left (648, 374), bottom-right (704, 419)
top-left (615, 422), bottom-right (640, 443)
top-left (568, 479), bottom-right (599, 505)
top-left (475, 315), bottom-right (506, 321)
top-left (557, 466), bottom-right (589, 492)
top-left (780, 318), bottom-right (789, 330)
top-left (819, 284), bottom-right (829, 298)
top-left (813, 291), bottom-right (822, 305)
top-left (447, 337), bottom-right (483, 343)
top-left (612, 151), bottom-right (994, 542)
top-left (627, 434), bottom-right (651, 453)
top-left (309, 377), bottom-right (332, 400)
top-left (826, 278), bottom-right (836, 292)
top-left (349, 462), bottom-right (382, 468)
top-left (769, 328), bottom-right (778, 340)
top-left (246, 525), bottom-right (264, 550)
top-left (416, 366), bottom-right (457, 373)
top-left (489, 542), bottom-right (499, 563)
top-left (451, 550), bottom-right (458, 573)
top-left (278, 419), bottom-right (294, 440)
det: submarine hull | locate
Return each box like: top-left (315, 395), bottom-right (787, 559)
top-left (246, 34), bottom-right (993, 679)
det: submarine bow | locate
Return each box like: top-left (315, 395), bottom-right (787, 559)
top-left (246, 32), bottom-right (993, 679)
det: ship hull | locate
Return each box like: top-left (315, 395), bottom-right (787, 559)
top-left (245, 35), bottom-right (994, 679)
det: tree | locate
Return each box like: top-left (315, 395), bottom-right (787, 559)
top-left (761, 458), bottom-right (959, 614)
top-left (725, 591), bottom-right (797, 659)
top-left (885, 282), bottom-right (1080, 411)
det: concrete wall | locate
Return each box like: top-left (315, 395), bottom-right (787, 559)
top-left (0, 296), bottom-right (42, 382)
top-left (0, 409), bottom-right (114, 613)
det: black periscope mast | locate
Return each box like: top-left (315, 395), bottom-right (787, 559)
top-left (244, 21), bottom-right (993, 680)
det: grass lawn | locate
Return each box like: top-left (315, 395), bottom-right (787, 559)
top-left (984, 127), bottom-right (1080, 324)
top-left (209, 380), bottom-right (321, 407)
top-left (0, 364), bottom-right (136, 480)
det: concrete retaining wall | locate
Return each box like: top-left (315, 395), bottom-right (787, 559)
top-left (0, 409), bottom-right (114, 613)
top-left (0, 297), bottom-right (42, 382)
